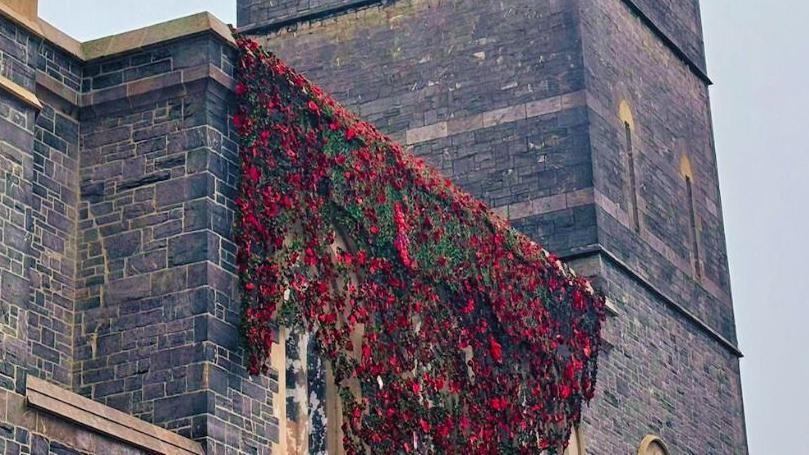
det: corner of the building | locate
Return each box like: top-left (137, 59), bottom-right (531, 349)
top-left (0, 1), bottom-right (279, 453)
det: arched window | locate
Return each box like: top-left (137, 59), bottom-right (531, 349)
top-left (679, 155), bottom-right (701, 279)
top-left (638, 434), bottom-right (670, 455)
top-left (272, 230), bottom-right (359, 454)
top-left (619, 101), bottom-right (641, 232)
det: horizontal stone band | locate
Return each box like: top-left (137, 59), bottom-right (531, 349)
top-left (405, 90), bottom-right (587, 145)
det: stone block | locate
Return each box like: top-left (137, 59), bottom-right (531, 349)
top-left (1, 271), bottom-right (28, 308)
top-left (106, 231), bottom-right (141, 259)
top-left (153, 391), bottom-right (208, 423)
top-left (83, 126), bottom-right (130, 148)
top-left (151, 267), bottom-right (188, 296)
top-left (168, 231), bottom-right (210, 266)
top-left (125, 250), bottom-right (166, 275)
top-left (155, 174), bottom-right (210, 207)
top-left (406, 121), bottom-right (447, 145)
top-left (105, 275), bottom-right (151, 305)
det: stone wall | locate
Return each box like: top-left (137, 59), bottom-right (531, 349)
top-left (0, 7), bottom-right (204, 455)
top-left (579, 0), bottom-right (736, 341)
top-left (0, 85), bottom-right (37, 395)
top-left (0, 0), bottom-right (748, 452)
top-left (623, 0), bottom-right (707, 72)
top-left (238, 0), bottom-right (366, 29)
top-left (568, 254), bottom-right (747, 454)
top-left (252, 0), bottom-right (598, 256)
top-left (72, 32), bottom-right (280, 454)
top-left (241, 0), bottom-right (748, 452)
top-left (0, 9), bottom-right (81, 398)
top-left (0, 7), bottom-right (283, 455)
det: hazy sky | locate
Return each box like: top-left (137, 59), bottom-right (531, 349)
top-left (39, 1), bottom-right (808, 453)
top-left (701, 2), bottom-right (809, 453)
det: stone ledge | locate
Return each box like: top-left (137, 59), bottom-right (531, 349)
top-left (37, 63), bottom-right (234, 110)
top-left (0, 0), bottom-right (42, 37)
top-left (35, 12), bottom-right (235, 62)
top-left (81, 12), bottom-right (235, 61)
top-left (498, 187), bottom-right (595, 221)
top-left (39, 18), bottom-right (83, 58)
top-left (79, 63), bottom-right (234, 109)
top-left (2, 0), bottom-right (37, 20)
top-left (0, 74), bottom-right (43, 110)
top-left (560, 245), bottom-right (743, 358)
top-left (405, 90), bottom-right (587, 145)
top-left (35, 71), bottom-right (79, 106)
top-left (25, 375), bottom-right (204, 455)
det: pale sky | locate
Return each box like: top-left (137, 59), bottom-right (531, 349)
top-left (39, 1), bottom-right (808, 453)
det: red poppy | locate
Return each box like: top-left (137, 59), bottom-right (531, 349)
top-left (490, 397), bottom-right (507, 412)
top-left (232, 114), bottom-right (244, 129)
top-left (489, 337), bottom-right (503, 363)
top-left (560, 385), bottom-right (572, 399)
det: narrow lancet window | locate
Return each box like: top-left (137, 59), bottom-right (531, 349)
top-left (625, 121), bottom-right (641, 232)
top-left (685, 175), bottom-right (702, 279)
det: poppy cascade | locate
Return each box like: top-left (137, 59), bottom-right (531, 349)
top-left (233, 37), bottom-right (606, 454)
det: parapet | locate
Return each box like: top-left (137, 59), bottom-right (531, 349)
top-left (0, 2), bottom-right (236, 112)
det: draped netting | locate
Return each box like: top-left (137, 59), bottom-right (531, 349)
top-left (233, 37), bottom-right (605, 454)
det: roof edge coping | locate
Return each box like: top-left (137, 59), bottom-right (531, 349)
top-left (2, 9), bottom-right (235, 62)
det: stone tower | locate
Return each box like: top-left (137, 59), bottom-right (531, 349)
top-left (0, 1), bottom-right (281, 453)
top-left (238, 0), bottom-right (748, 453)
top-left (0, 0), bottom-right (746, 454)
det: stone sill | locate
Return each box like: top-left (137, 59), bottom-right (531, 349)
top-left (25, 376), bottom-right (204, 455)
top-left (0, 74), bottom-right (42, 111)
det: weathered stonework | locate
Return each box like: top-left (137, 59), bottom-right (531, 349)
top-left (240, 0), bottom-right (748, 452)
top-left (238, 0), bottom-right (368, 30)
top-left (0, 0), bottom-right (746, 453)
top-left (0, 5), bottom-right (281, 454)
top-left (0, 4), bottom-right (80, 399)
top-left (252, 0), bottom-right (596, 257)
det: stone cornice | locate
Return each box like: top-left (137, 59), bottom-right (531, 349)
top-left (80, 12), bottom-right (236, 62)
top-left (1, 9), bottom-right (235, 63)
top-left (38, 18), bottom-right (83, 58)
top-left (26, 376), bottom-right (204, 455)
top-left (0, 74), bottom-right (42, 110)
top-left (561, 245), bottom-right (743, 358)
top-left (0, 0), bottom-right (43, 37)
top-left (619, 0), bottom-right (712, 85)
top-left (28, 13), bottom-right (238, 112)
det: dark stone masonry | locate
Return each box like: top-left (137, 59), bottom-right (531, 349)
top-left (0, 4), bottom-right (276, 454)
top-left (0, 0), bottom-right (746, 454)
top-left (242, 0), bottom-right (747, 453)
